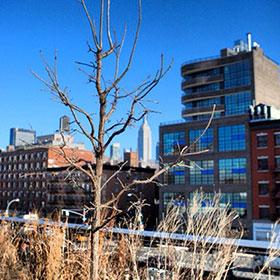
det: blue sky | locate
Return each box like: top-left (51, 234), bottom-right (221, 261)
top-left (0, 0), bottom-right (279, 158)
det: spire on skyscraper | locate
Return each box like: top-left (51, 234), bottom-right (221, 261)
top-left (137, 115), bottom-right (152, 166)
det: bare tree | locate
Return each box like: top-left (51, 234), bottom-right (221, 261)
top-left (33, 0), bottom-right (172, 279)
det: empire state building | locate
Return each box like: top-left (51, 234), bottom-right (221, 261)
top-left (137, 116), bottom-right (152, 166)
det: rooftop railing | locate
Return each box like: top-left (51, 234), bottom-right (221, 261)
top-left (160, 119), bottom-right (185, 126)
top-left (181, 54), bottom-right (220, 67)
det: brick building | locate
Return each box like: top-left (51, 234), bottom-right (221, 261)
top-left (0, 146), bottom-right (93, 213)
top-left (250, 106), bottom-right (280, 221)
top-left (45, 164), bottom-right (158, 229)
top-left (123, 149), bottom-right (139, 167)
top-left (159, 34), bottom-right (280, 235)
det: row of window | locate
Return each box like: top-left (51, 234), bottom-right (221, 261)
top-left (0, 151), bottom-right (47, 163)
top-left (183, 68), bottom-right (220, 82)
top-left (184, 91), bottom-right (251, 119)
top-left (185, 90), bottom-right (251, 116)
top-left (257, 205), bottom-right (280, 220)
top-left (0, 181), bottom-right (46, 189)
top-left (184, 97), bottom-right (221, 110)
top-left (256, 181), bottom-right (280, 196)
top-left (0, 173), bottom-right (46, 180)
top-left (163, 192), bottom-right (247, 217)
top-left (0, 161), bottom-right (46, 172)
top-left (184, 82), bottom-right (220, 95)
top-left (0, 191), bottom-right (44, 198)
top-left (257, 156), bottom-right (280, 170)
top-left (164, 158), bottom-right (247, 185)
top-left (163, 124), bottom-right (246, 156)
top-left (256, 132), bottom-right (280, 148)
top-left (184, 112), bottom-right (221, 122)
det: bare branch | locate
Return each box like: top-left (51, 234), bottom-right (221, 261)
top-left (80, 0), bottom-right (100, 50)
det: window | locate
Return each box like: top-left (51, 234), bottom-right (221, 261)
top-left (219, 158), bottom-right (246, 184)
top-left (259, 206), bottom-right (270, 219)
top-left (224, 59), bottom-right (251, 89)
top-left (185, 112), bottom-right (221, 122)
top-left (257, 134), bottom-right (268, 148)
top-left (225, 91), bottom-right (251, 115)
top-left (184, 82), bottom-right (220, 95)
top-left (185, 97), bottom-right (221, 110)
top-left (164, 166), bottom-right (185, 185)
top-left (190, 192), bottom-right (247, 218)
top-left (218, 124), bottom-right (245, 151)
top-left (258, 181), bottom-right (269, 196)
top-left (190, 160), bottom-right (214, 185)
top-left (183, 68), bottom-right (220, 82)
top-left (163, 132), bottom-right (186, 156)
top-left (275, 156), bottom-right (280, 169)
top-left (163, 192), bottom-right (186, 214)
top-left (276, 206), bottom-right (280, 217)
top-left (257, 157), bottom-right (268, 171)
top-left (189, 128), bottom-right (213, 152)
top-left (274, 132), bottom-right (280, 147)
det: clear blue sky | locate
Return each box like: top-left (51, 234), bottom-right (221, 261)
top-left (0, 0), bottom-right (279, 158)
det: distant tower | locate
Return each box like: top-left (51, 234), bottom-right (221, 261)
top-left (59, 115), bottom-right (70, 133)
top-left (137, 115), bottom-right (152, 165)
top-left (9, 128), bottom-right (36, 147)
top-left (110, 142), bottom-right (121, 162)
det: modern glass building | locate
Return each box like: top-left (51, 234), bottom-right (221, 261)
top-left (110, 142), bottom-right (121, 162)
top-left (9, 128), bottom-right (36, 147)
top-left (159, 34), bottom-right (280, 236)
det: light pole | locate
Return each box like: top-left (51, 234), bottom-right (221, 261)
top-left (5, 198), bottom-right (20, 217)
top-left (127, 193), bottom-right (144, 230)
top-left (61, 208), bottom-right (87, 223)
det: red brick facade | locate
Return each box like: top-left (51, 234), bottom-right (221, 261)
top-left (250, 120), bottom-right (280, 220)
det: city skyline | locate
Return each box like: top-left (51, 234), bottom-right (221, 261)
top-left (0, 0), bottom-right (279, 157)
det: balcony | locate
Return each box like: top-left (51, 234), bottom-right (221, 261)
top-left (182, 104), bottom-right (224, 118)
top-left (182, 91), bottom-right (222, 103)
top-left (181, 74), bottom-right (223, 90)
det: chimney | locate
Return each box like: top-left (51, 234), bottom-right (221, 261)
top-left (247, 32), bottom-right (252, 51)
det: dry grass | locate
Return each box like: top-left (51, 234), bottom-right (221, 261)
top-left (0, 192), bottom-right (280, 280)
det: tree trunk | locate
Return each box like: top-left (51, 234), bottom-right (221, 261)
top-left (90, 156), bottom-right (103, 280)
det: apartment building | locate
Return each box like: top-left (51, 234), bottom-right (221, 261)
top-left (0, 146), bottom-right (93, 213)
top-left (159, 34), bottom-right (280, 235)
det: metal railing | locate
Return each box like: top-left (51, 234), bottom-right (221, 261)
top-left (181, 54), bottom-right (220, 67)
top-left (159, 119), bottom-right (185, 126)
top-left (1, 215), bottom-right (279, 251)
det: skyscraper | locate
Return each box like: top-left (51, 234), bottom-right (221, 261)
top-left (159, 34), bottom-right (280, 236)
top-left (110, 142), bottom-right (121, 162)
top-left (9, 128), bottom-right (36, 147)
top-left (138, 116), bottom-right (152, 165)
top-left (59, 115), bottom-right (70, 133)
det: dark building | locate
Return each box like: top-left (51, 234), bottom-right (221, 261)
top-left (45, 164), bottom-right (158, 229)
top-left (159, 34), bottom-right (280, 236)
